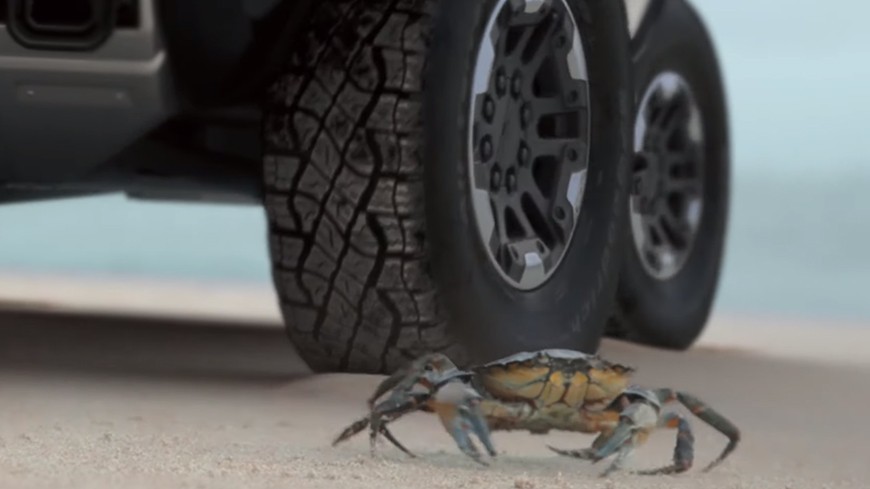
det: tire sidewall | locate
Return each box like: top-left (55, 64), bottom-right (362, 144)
top-left (422, 0), bottom-right (633, 360)
top-left (620, 0), bottom-right (730, 345)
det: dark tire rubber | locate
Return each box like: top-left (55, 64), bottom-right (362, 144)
top-left (262, 0), bottom-right (633, 374)
top-left (609, 0), bottom-right (730, 349)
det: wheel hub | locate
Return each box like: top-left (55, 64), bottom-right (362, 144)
top-left (630, 71), bottom-right (705, 281)
top-left (468, 0), bottom-right (591, 291)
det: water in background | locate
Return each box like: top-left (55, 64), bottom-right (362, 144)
top-left (0, 0), bottom-right (868, 323)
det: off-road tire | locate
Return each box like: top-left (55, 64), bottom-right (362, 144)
top-left (262, 0), bottom-right (633, 374)
top-left (609, 0), bottom-right (730, 349)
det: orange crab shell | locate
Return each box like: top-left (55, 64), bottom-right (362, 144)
top-left (471, 349), bottom-right (635, 410)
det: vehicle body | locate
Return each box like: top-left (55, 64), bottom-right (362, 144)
top-left (0, 0), bottom-right (301, 202)
top-left (0, 0), bottom-right (729, 374)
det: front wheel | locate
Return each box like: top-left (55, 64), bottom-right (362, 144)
top-left (262, 0), bottom-right (634, 374)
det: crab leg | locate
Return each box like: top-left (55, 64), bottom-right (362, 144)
top-left (367, 367), bottom-right (411, 408)
top-left (368, 392), bottom-right (432, 455)
top-left (548, 401), bottom-right (658, 477)
top-left (379, 425), bottom-right (417, 457)
top-left (654, 388), bottom-right (741, 472)
top-left (555, 417), bottom-right (645, 478)
top-left (633, 412), bottom-right (694, 475)
top-left (545, 409), bottom-right (621, 460)
top-left (592, 404), bottom-right (659, 477)
top-left (366, 353), bottom-right (467, 408)
top-left (331, 390), bottom-right (430, 456)
top-left (332, 416), bottom-right (371, 447)
top-left (599, 445), bottom-right (634, 478)
top-left (546, 431), bottom-right (613, 460)
top-left (351, 379), bottom-right (498, 465)
top-left (332, 414), bottom-right (417, 457)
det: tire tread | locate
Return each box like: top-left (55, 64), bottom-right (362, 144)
top-left (263, 0), bottom-right (459, 374)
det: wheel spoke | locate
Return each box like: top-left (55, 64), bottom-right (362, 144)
top-left (664, 149), bottom-right (691, 168)
top-left (511, 199), bottom-right (539, 239)
top-left (506, 4), bottom-right (551, 28)
top-left (532, 96), bottom-right (569, 116)
top-left (522, 174), bottom-right (550, 217)
top-left (528, 136), bottom-right (567, 158)
top-left (499, 22), bottom-right (534, 57)
top-left (643, 97), bottom-right (665, 127)
top-left (660, 212), bottom-right (691, 247)
top-left (666, 177), bottom-right (702, 196)
top-left (491, 198), bottom-right (510, 248)
top-left (642, 220), bottom-right (666, 257)
top-left (662, 99), bottom-right (690, 133)
top-left (524, 43), bottom-right (553, 81)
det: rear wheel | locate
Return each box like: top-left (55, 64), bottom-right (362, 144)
top-left (610, 0), bottom-right (730, 349)
top-left (262, 0), bottom-right (633, 373)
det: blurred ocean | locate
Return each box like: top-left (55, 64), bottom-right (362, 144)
top-left (0, 0), bottom-right (868, 323)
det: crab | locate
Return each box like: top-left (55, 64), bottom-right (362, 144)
top-left (331, 349), bottom-right (740, 477)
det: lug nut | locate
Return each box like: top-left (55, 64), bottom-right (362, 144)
top-left (496, 69), bottom-right (507, 96)
top-left (506, 169), bottom-right (517, 193)
top-left (518, 144), bottom-right (530, 166)
top-left (483, 96), bottom-right (495, 122)
top-left (491, 166), bottom-right (502, 191)
top-left (511, 73), bottom-right (522, 98)
top-left (567, 148), bottom-right (578, 161)
top-left (520, 104), bottom-right (532, 128)
top-left (480, 136), bottom-right (493, 161)
top-left (554, 206), bottom-right (566, 220)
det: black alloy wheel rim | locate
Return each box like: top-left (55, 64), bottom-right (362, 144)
top-left (468, 0), bottom-right (591, 291)
top-left (630, 71), bottom-right (705, 281)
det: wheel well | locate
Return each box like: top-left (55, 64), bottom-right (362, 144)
top-left (159, 0), bottom-right (316, 109)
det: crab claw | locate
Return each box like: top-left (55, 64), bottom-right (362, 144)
top-left (588, 425), bottom-right (634, 464)
top-left (430, 379), bottom-right (497, 465)
top-left (367, 353), bottom-right (466, 408)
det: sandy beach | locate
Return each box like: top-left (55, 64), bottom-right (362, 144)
top-left (0, 275), bottom-right (867, 489)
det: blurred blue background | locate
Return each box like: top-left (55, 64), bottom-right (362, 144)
top-left (0, 0), bottom-right (868, 323)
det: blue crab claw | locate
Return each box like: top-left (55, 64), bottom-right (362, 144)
top-left (431, 367), bottom-right (476, 388)
top-left (588, 425), bottom-right (634, 464)
top-left (367, 353), bottom-right (470, 409)
top-left (431, 380), bottom-right (497, 466)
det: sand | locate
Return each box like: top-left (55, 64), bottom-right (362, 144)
top-left (0, 280), bottom-right (867, 488)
